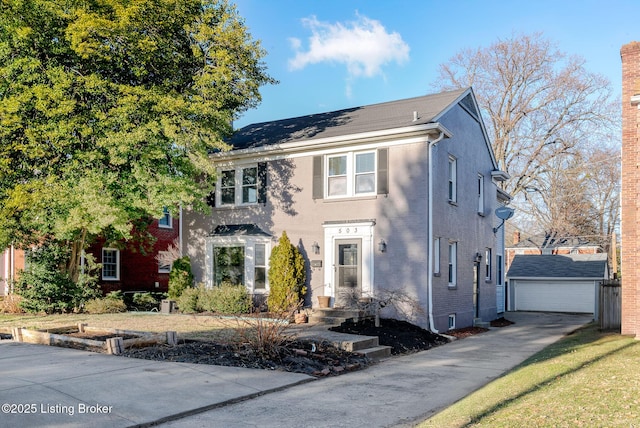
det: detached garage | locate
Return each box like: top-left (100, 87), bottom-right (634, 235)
top-left (507, 254), bottom-right (609, 316)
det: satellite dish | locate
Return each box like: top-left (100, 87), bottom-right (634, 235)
top-left (495, 206), bottom-right (515, 220)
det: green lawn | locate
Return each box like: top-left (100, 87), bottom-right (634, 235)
top-left (0, 312), bottom-right (237, 341)
top-left (420, 323), bottom-right (640, 427)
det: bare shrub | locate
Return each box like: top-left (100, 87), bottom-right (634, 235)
top-left (0, 294), bottom-right (24, 314)
top-left (228, 291), bottom-right (302, 358)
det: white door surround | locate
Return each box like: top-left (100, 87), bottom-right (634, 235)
top-left (322, 221), bottom-right (375, 301)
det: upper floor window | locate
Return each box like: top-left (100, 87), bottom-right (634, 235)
top-left (313, 148), bottom-right (388, 200)
top-left (158, 207), bottom-right (172, 228)
top-left (215, 164), bottom-right (266, 207)
top-left (448, 156), bottom-right (457, 203)
top-left (102, 248), bottom-right (120, 281)
top-left (326, 151), bottom-right (376, 198)
top-left (477, 174), bottom-right (485, 215)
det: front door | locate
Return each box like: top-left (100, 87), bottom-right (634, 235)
top-left (334, 239), bottom-right (362, 307)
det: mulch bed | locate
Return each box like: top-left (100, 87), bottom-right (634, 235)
top-left (121, 339), bottom-right (370, 377)
top-left (115, 316), bottom-right (515, 377)
top-left (329, 318), bottom-right (450, 355)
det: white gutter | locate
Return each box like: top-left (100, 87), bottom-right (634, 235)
top-left (427, 131), bottom-right (446, 333)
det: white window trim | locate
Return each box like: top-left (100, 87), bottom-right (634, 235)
top-left (477, 174), bottom-right (485, 215)
top-left (158, 207), bottom-right (172, 229)
top-left (448, 241), bottom-right (457, 287)
top-left (485, 248), bottom-right (492, 281)
top-left (325, 150), bottom-right (377, 199)
top-left (448, 156), bottom-right (457, 203)
top-left (205, 235), bottom-right (271, 294)
top-left (217, 165), bottom-right (259, 207)
top-left (158, 251), bottom-right (171, 273)
top-left (448, 314), bottom-right (456, 330)
top-left (433, 238), bottom-right (441, 276)
top-left (101, 248), bottom-right (120, 281)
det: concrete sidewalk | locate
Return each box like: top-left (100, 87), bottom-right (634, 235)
top-left (0, 312), bottom-right (591, 428)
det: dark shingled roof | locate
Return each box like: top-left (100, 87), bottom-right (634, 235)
top-left (229, 88), bottom-right (469, 150)
top-left (507, 254), bottom-right (608, 279)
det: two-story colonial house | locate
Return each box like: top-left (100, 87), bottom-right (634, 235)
top-left (183, 88), bottom-right (509, 332)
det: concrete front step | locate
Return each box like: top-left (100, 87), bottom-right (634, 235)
top-left (309, 308), bottom-right (368, 326)
top-left (292, 327), bottom-right (392, 361)
top-left (355, 345), bottom-right (392, 360)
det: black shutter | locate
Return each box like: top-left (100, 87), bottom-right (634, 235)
top-left (206, 190), bottom-right (216, 207)
top-left (312, 156), bottom-right (324, 199)
top-left (377, 148), bottom-right (389, 195)
top-left (258, 162), bottom-right (267, 204)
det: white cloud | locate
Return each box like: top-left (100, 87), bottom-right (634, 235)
top-left (288, 13), bottom-right (409, 90)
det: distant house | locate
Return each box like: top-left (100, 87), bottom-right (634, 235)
top-left (1, 210), bottom-right (179, 298)
top-left (183, 88), bottom-right (511, 332)
top-left (506, 231), bottom-right (603, 274)
top-left (507, 253), bottom-right (608, 315)
top-left (89, 208), bottom-right (180, 295)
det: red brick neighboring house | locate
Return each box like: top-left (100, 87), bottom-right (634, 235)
top-left (621, 42), bottom-right (640, 337)
top-left (506, 231), bottom-right (603, 274)
top-left (90, 209), bottom-right (180, 295)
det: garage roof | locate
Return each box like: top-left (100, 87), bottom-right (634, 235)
top-left (507, 254), bottom-right (609, 279)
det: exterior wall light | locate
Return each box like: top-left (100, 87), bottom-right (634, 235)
top-left (312, 241), bottom-right (320, 255)
top-left (378, 239), bottom-right (387, 253)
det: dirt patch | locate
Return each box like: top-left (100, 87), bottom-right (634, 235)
top-left (121, 339), bottom-right (370, 377)
top-left (330, 318), bottom-right (450, 355)
top-left (491, 317), bottom-right (515, 327)
top-left (447, 326), bottom-right (489, 339)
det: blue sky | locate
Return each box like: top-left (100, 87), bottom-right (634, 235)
top-left (233, 0), bottom-right (639, 129)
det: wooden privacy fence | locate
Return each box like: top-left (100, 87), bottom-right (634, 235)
top-left (599, 279), bottom-right (621, 331)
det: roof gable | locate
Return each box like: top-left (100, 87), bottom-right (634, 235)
top-left (229, 88), bottom-right (469, 150)
top-left (507, 254), bottom-right (609, 279)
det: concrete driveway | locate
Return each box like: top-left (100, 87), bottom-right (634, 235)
top-left (0, 312), bottom-right (592, 427)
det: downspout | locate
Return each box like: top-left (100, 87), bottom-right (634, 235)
top-left (427, 131), bottom-right (446, 333)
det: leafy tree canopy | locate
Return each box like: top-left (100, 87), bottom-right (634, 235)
top-left (0, 0), bottom-right (275, 277)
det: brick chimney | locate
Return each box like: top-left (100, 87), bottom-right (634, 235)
top-left (620, 41), bottom-right (640, 337)
top-left (513, 231), bottom-right (520, 245)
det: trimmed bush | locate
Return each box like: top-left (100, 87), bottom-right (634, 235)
top-left (205, 281), bottom-right (252, 314)
top-left (175, 286), bottom-right (200, 314)
top-left (168, 256), bottom-right (194, 299)
top-left (176, 283), bottom-right (252, 315)
top-left (84, 297), bottom-right (127, 314)
top-left (132, 292), bottom-right (159, 311)
top-left (267, 231), bottom-right (306, 314)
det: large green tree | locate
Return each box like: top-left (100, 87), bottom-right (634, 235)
top-left (0, 0), bottom-right (274, 281)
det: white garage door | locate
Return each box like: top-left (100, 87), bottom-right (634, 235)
top-left (514, 280), bottom-right (595, 313)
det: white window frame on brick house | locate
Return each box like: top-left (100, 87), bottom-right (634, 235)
top-left (158, 207), bottom-right (172, 228)
top-left (433, 237), bottom-right (441, 276)
top-left (448, 241), bottom-right (457, 287)
top-left (485, 248), bottom-right (492, 280)
top-left (217, 165), bottom-right (261, 206)
top-left (326, 150), bottom-right (377, 198)
top-left (205, 236), bottom-right (271, 294)
top-left (101, 248), bottom-right (120, 281)
top-left (448, 156), bottom-right (457, 203)
top-left (158, 251), bottom-right (171, 273)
